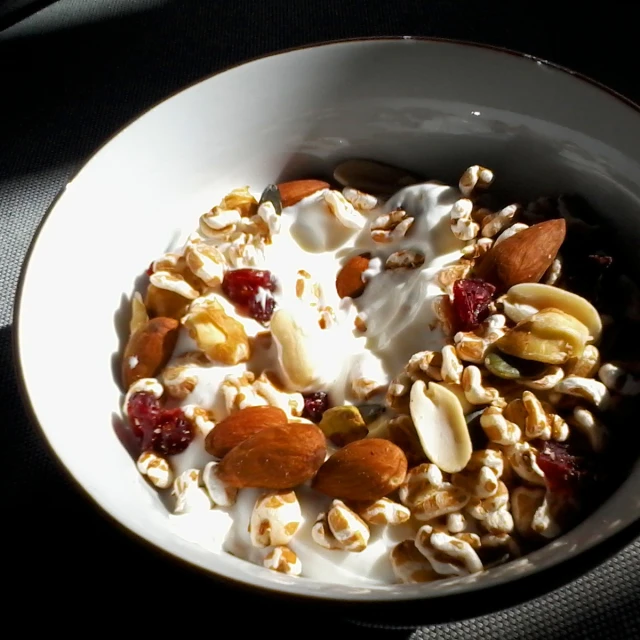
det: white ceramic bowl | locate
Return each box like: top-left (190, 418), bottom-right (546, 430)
top-left (15, 38), bottom-right (640, 624)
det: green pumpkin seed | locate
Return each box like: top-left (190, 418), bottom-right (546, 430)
top-left (258, 184), bottom-right (282, 215)
top-left (357, 403), bottom-right (386, 425)
top-left (485, 350), bottom-right (548, 380)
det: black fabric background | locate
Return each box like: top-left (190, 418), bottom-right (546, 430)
top-left (2, 1), bottom-right (638, 637)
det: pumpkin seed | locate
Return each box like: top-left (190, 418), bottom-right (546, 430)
top-left (258, 183), bottom-right (282, 215)
top-left (357, 403), bottom-right (386, 425)
top-left (485, 350), bottom-right (548, 380)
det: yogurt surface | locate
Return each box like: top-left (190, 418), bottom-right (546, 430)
top-left (162, 181), bottom-right (464, 584)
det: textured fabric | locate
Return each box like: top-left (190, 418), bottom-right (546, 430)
top-left (2, 0), bottom-right (638, 636)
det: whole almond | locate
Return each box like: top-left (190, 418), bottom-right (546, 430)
top-left (312, 438), bottom-right (408, 501)
top-left (336, 254), bottom-right (371, 299)
top-left (333, 159), bottom-right (419, 195)
top-left (205, 406), bottom-right (288, 458)
top-left (479, 219), bottom-right (566, 289)
top-left (122, 317), bottom-right (179, 388)
top-left (217, 423), bottom-right (327, 489)
top-left (277, 180), bottom-right (330, 208)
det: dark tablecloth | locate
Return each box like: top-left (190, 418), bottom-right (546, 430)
top-left (2, 1), bottom-right (638, 636)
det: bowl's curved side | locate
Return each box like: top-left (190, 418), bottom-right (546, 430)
top-left (13, 37), bottom-right (640, 615)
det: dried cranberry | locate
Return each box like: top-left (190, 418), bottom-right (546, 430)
top-left (148, 408), bottom-right (195, 456)
top-left (452, 278), bottom-right (496, 331)
top-left (537, 440), bottom-right (589, 497)
top-left (145, 262), bottom-right (154, 276)
top-left (222, 269), bottom-right (276, 305)
top-left (127, 392), bottom-right (161, 439)
top-left (222, 268), bottom-right (278, 323)
top-left (126, 392), bottom-right (195, 455)
top-left (589, 254), bottom-right (613, 269)
top-left (302, 392), bottom-right (330, 423)
top-left (248, 294), bottom-right (276, 323)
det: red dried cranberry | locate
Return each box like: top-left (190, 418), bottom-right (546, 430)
top-left (127, 392), bottom-right (195, 455)
top-left (222, 269), bottom-right (276, 305)
top-left (145, 262), bottom-right (154, 276)
top-left (148, 408), bottom-right (195, 456)
top-left (248, 294), bottom-right (276, 323)
top-left (302, 392), bottom-right (330, 423)
top-left (222, 268), bottom-right (278, 323)
top-left (452, 278), bottom-right (496, 331)
top-left (127, 392), bottom-right (160, 439)
top-left (537, 440), bottom-right (587, 497)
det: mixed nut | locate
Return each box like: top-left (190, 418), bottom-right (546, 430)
top-left (120, 159), bottom-right (638, 585)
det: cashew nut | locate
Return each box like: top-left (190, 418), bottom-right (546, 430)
top-left (521, 366), bottom-right (565, 391)
top-left (571, 406), bottom-right (607, 452)
top-left (565, 345), bottom-right (601, 378)
top-left (598, 363), bottom-right (640, 396)
top-left (553, 376), bottom-right (611, 410)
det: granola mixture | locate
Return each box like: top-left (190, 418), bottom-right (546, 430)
top-left (119, 160), bottom-right (639, 585)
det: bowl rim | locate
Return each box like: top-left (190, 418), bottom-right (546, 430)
top-left (12, 35), bottom-right (640, 624)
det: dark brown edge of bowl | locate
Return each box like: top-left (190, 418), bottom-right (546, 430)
top-left (12, 36), bottom-right (640, 627)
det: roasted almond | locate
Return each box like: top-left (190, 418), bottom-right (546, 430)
top-left (277, 180), bottom-right (330, 208)
top-left (336, 254), bottom-right (371, 299)
top-left (478, 219), bottom-right (566, 289)
top-left (217, 423), bottom-right (327, 489)
top-left (333, 159), bottom-right (419, 195)
top-left (122, 317), bottom-right (179, 388)
top-left (205, 406), bottom-right (288, 457)
top-left (312, 438), bottom-right (408, 501)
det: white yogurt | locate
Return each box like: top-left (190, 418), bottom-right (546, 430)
top-left (163, 181), bottom-right (464, 584)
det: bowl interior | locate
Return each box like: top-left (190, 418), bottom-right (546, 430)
top-left (17, 38), bottom-right (640, 602)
